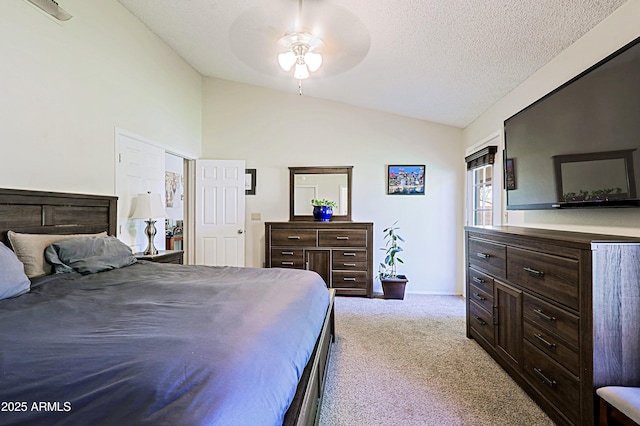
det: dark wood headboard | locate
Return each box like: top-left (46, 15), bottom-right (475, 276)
top-left (0, 188), bottom-right (117, 246)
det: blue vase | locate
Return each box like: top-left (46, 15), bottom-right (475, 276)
top-left (313, 205), bottom-right (333, 222)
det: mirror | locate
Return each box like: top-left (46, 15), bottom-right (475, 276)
top-left (289, 166), bottom-right (353, 221)
top-left (553, 149), bottom-right (637, 202)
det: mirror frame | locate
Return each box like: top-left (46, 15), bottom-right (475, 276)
top-left (552, 149), bottom-right (637, 201)
top-left (289, 166), bottom-right (353, 221)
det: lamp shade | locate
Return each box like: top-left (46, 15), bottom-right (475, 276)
top-left (130, 193), bottom-right (165, 219)
top-left (293, 63), bottom-right (310, 80)
top-left (304, 51), bottom-right (322, 72)
top-left (278, 51), bottom-right (296, 72)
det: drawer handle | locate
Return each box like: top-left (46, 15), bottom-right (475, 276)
top-left (281, 261), bottom-right (294, 266)
top-left (281, 251), bottom-right (294, 256)
top-left (533, 367), bottom-right (557, 388)
top-left (472, 293), bottom-right (486, 301)
top-left (343, 277), bottom-right (357, 281)
top-left (524, 267), bottom-right (544, 277)
top-left (342, 252), bottom-right (357, 256)
top-left (533, 309), bottom-right (556, 322)
top-left (474, 316), bottom-right (487, 326)
top-left (343, 263), bottom-right (357, 267)
top-left (476, 252), bottom-right (490, 259)
top-left (336, 236), bottom-right (350, 240)
top-left (472, 276), bottom-right (485, 284)
top-left (287, 236), bottom-right (301, 240)
top-left (534, 333), bottom-right (556, 349)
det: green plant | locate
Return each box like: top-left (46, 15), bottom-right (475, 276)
top-left (311, 199), bottom-right (337, 208)
top-left (378, 221), bottom-right (404, 279)
top-left (563, 187), bottom-right (623, 202)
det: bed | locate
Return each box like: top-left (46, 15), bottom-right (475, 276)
top-left (0, 188), bottom-right (335, 426)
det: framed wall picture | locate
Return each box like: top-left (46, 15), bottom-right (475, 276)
top-left (245, 169), bottom-right (256, 195)
top-left (164, 171), bottom-right (182, 208)
top-left (505, 158), bottom-right (516, 190)
top-left (387, 165), bottom-right (425, 195)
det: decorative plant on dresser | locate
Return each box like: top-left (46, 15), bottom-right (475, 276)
top-left (378, 221), bottom-right (408, 300)
top-left (311, 199), bottom-right (337, 222)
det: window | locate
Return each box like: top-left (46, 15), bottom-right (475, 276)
top-left (465, 142), bottom-right (500, 227)
top-left (472, 164), bottom-right (493, 226)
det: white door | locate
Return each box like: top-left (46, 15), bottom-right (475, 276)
top-left (194, 159), bottom-right (246, 266)
top-left (115, 129), bottom-right (166, 253)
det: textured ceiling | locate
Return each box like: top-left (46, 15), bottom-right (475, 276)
top-left (117, 0), bottom-right (628, 128)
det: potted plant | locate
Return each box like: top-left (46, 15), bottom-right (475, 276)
top-left (311, 199), bottom-right (337, 222)
top-left (378, 221), bottom-right (408, 299)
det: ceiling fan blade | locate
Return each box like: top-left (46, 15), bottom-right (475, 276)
top-left (25, 0), bottom-right (72, 21)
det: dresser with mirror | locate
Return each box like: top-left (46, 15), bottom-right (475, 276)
top-left (265, 166), bottom-right (373, 297)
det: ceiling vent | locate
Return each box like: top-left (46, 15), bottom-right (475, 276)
top-left (25, 0), bottom-right (72, 21)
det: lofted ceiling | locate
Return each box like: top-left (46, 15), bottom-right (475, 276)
top-left (117, 0), bottom-right (628, 128)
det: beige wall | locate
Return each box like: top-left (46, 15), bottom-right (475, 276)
top-left (1, 0), bottom-right (464, 295)
top-left (202, 79), bottom-right (465, 295)
top-left (0, 0), bottom-right (202, 196)
top-left (463, 0), bottom-right (640, 236)
top-left (10, 0), bottom-right (636, 293)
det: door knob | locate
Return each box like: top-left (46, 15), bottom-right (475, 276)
top-left (238, 229), bottom-right (244, 234)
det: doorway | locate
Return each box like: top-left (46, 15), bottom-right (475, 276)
top-left (165, 152), bottom-right (185, 253)
top-left (115, 128), bottom-right (192, 260)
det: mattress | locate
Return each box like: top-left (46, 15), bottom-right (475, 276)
top-left (0, 262), bottom-right (330, 426)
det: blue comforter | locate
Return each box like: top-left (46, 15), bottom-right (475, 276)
top-left (0, 263), bottom-right (330, 426)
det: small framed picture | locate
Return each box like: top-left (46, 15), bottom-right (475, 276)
top-left (505, 158), bottom-right (516, 190)
top-left (387, 165), bottom-right (425, 195)
top-left (245, 169), bottom-right (256, 195)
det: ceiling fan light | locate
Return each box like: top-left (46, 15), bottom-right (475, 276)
top-left (278, 51), bottom-right (296, 72)
top-left (304, 51), bottom-right (322, 72)
top-left (293, 63), bottom-right (310, 80)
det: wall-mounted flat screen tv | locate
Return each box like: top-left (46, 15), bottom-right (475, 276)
top-left (504, 36), bottom-right (640, 210)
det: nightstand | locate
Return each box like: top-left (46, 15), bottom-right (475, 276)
top-left (135, 250), bottom-right (184, 264)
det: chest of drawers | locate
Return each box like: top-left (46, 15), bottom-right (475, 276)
top-left (465, 226), bottom-right (640, 426)
top-left (265, 222), bottom-right (373, 297)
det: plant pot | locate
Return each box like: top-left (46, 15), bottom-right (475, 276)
top-left (381, 275), bottom-right (408, 300)
top-left (313, 205), bottom-right (333, 222)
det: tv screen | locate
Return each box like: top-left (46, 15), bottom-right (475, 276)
top-left (504, 36), bottom-right (640, 210)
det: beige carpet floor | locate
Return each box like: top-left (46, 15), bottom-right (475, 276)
top-left (318, 294), bottom-right (555, 426)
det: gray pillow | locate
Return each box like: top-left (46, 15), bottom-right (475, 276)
top-left (7, 231), bottom-right (108, 277)
top-left (45, 236), bottom-right (137, 275)
top-left (0, 241), bottom-right (30, 299)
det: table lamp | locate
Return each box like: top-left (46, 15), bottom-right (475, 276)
top-left (130, 192), bottom-right (165, 255)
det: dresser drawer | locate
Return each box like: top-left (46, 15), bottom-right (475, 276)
top-left (469, 283), bottom-right (493, 314)
top-left (319, 230), bottom-right (367, 247)
top-left (271, 229), bottom-right (317, 247)
top-left (523, 340), bottom-right (580, 425)
top-left (523, 320), bottom-right (579, 376)
top-left (468, 268), bottom-right (494, 301)
top-left (332, 271), bottom-right (368, 289)
top-left (523, 294), bottom-right (579, 347)
top-left (270, 249), bottom-right (304, 268)
top-left (507, 247), bottom-right (579, 310)
top-left (468, 237), bottom-right (506, 278)
top-left (469, 300), bottom-right (495, 346)
top-left (332, 250), bottom-right (367, 270)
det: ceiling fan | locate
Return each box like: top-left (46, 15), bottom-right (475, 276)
top-left (228, 0), bottom-right (370, 94)
top-left (276, 0), bottom-right (325, 93)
